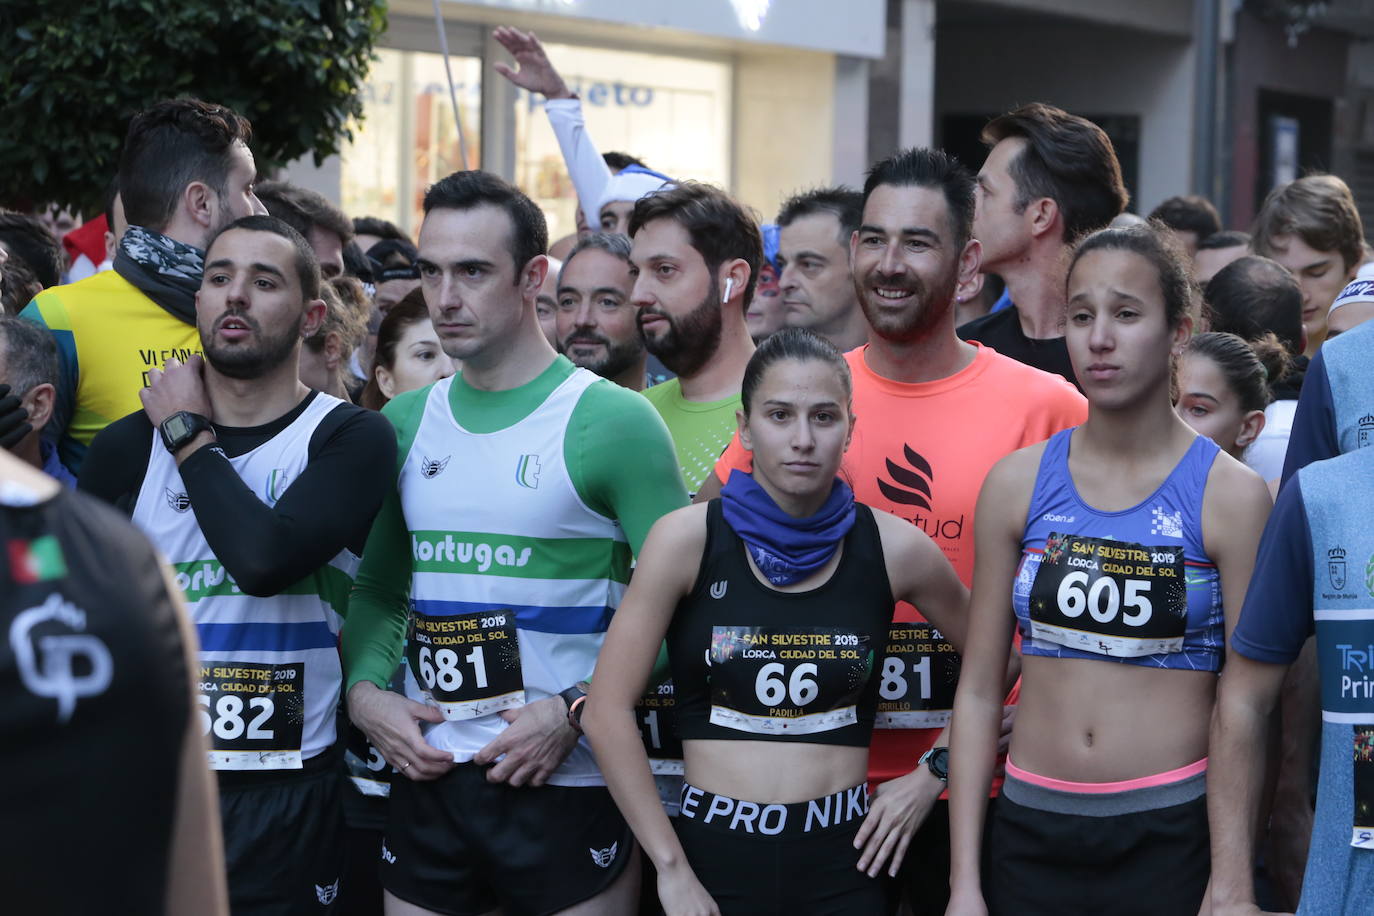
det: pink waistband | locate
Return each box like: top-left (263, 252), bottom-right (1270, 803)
top-left (1005, 756), bottom-right (1208, 794)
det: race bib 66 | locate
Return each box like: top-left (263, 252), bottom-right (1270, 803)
top-left (707, 626), bottom-right (872, 736)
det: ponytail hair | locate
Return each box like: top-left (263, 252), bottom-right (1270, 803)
top-left (1184, 331), bottom-right (1290, 413)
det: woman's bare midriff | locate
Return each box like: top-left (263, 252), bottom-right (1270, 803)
top-left (683, 739), bottom-right (869, 804)
top-left (1009, 654), bottom-right (1215, 783)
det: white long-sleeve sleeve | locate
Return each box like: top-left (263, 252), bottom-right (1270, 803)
top-left (545, 97), bottom-right (612, 227)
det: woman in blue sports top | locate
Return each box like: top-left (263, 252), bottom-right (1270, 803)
top-left (582, 328), bottom-right (969, 916)
top-left (946, 225), bottom-right (1272, 916)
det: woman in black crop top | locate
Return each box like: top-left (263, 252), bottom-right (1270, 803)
top-left (583, 330), bottom-right (968, 915)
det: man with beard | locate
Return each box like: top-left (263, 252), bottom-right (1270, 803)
top-left (22, 98), bottom-right (268, 477)
top-left (958, 103), bottom-right (1127, 388)
top-left (79, 215), bottom-right (396, 914)
top-left (629, 182), bottom-right (761, 495)
top-left (556, 233), bottom-right (650, 391)
top-left (698, 148), bottom-right (1085, 915)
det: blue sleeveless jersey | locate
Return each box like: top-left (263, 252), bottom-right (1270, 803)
top-left (1012, 429), bottom-right (1224, 672)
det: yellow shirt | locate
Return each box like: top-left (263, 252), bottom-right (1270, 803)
top-left (21, 270), bottom-right (201, 475)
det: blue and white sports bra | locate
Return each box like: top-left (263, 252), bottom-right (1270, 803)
top-left (1012, 429), bottom-right (1224, 672)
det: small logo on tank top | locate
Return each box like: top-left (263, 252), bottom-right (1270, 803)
top-left (1042, 513), bottom-right (1076, 523)
top-left (1330, 546), bottom-right (1349, 590)
top-left (1360, 415), bottom-right (1374, 448)
top-left (710, 580), bottom-right (728, 599)
top-left (381, 842), bottom-right (396, 864)
top-left (1149, 506), bottom-right (1183, 539)
top-left (516, 454), bottom-right (542, 489)
top-left (589, 841), bottom-right (618, 868)
top-left (164, 488), bottom-right (191, 513)
top-left (420, 455), bottom-right (450, 479)
top-left (264, 468), bottom-right (292, 505)
top-left (314, 878), bottom-right (340, 904)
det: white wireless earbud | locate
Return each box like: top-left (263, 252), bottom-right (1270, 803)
top-left (722, 277), bottom-right (735, 303)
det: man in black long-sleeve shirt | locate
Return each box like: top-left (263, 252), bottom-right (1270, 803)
top-left (80, 214), bottom-right (395, 915)
top-left (957, 104), bottom-right (1127, 389)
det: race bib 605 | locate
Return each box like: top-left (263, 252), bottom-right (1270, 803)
top-left (1028, 533), bottom-right (1187, 658)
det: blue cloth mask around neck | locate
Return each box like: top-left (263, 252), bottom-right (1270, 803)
top-left (719, 469), bottom-right (856, 586)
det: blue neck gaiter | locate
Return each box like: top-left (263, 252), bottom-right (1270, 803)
top-left (719, 469), bottom-right (856, 586)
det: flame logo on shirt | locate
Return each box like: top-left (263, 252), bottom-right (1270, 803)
top-left (877, 445), bottom-right (933, 510)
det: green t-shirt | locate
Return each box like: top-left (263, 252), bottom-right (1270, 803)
top-left (641, 378), bottom-right (740, 496)
top-left (342, 356), bottom-right (688, 690)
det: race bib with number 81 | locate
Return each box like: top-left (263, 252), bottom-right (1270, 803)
top-left (707, 625), bottom-right (873, 736)
top-left (407, 609), bottom-right (524, 720)
top-left (875, 621), bottom-right (960, 729)
top-left (199, 661), bottom-right (304, 770)
top-left (1028, 533), bottom-right (1187, 658)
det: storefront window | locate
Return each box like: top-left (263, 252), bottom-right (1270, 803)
top-left (341, 48), bottom-right (482, 234)
top-left (513, 43), bottom-right (733, 243)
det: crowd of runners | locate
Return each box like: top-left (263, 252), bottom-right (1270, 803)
top-left (5, 25), bottom-right (1374, 916)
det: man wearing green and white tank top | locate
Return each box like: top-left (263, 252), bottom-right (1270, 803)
top-left (342, 171), bottom-right (687, 916)
top-left (80, 215), bottom-right (398, 914)
top-left (630, 183), bottom-right (762, 496)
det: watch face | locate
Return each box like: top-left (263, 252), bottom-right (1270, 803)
top-left (165, 414), bottom-right (191, 440)
top-left (925, 746), bottom-right (949, 779)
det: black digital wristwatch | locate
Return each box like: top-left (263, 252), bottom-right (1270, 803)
top-left (159, 411), bottom-right (213, 454)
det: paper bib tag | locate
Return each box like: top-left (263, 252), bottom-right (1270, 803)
top-left (875, 621), bottom-right (960, 729)
top-left (707, 625), bottom-right (872, 736)
top-left (636, 675), bottom-right (683, 775)
top-left (407, 609), bottom-right (524, 720)
top-left (345, 658), bottom-right (409, 796)
top-left (199, 661), bottom-right (304, 770)
top-left (1028, 533), bottom-right (1187, 658)
top-left (1354, 726), bottom-right (1374, 848)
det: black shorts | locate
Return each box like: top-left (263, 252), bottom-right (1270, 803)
top-left (984, 769), bottom-right (1210, 916)
top-left (674, 783), bottom-right (886, 915)
top-left (218, 753), bottom-right (347, 915)
top-left (383, 764), bottom-right (634, 916)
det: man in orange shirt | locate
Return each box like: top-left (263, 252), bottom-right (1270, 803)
top-left (697, 147), bottom-right (1086, 914)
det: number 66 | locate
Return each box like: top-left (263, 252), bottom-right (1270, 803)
top-left (754, 662), bottom-right (819, 707)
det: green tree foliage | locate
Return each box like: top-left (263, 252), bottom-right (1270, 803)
top-left (0, 0), bottom-right (387, 214)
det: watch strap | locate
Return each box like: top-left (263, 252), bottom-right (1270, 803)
top-left (559, 685), bottom-right (589, 732)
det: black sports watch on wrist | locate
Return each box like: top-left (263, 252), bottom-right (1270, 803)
top-left (559, 684), bottom-right (589, 732)
top-left (919, 746), bottom-right (949, 783)
top-left (159, 411), bottom-right (214, 454)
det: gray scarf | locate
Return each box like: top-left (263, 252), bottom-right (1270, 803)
top-left (113, 226), bottom-right (205, 324)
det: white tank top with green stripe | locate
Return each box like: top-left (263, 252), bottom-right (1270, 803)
top-left (131, 393), bottom-right (356, 770)
top-left (399, 369), bottom-right (629, 785)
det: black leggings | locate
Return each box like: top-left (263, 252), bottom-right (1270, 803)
top-left (675, 808), bottom-right (885, 915)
